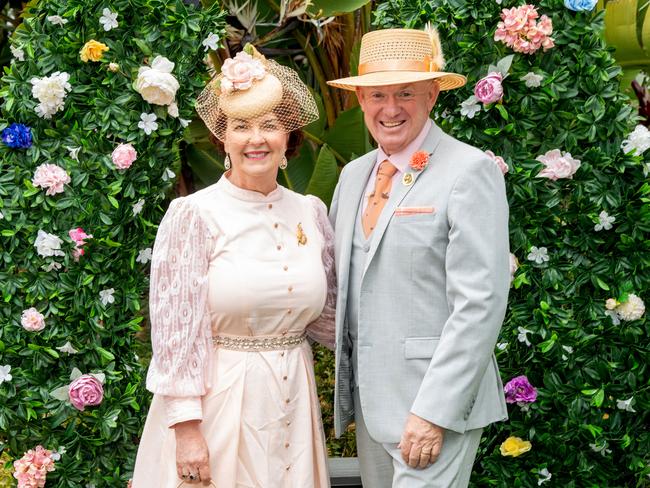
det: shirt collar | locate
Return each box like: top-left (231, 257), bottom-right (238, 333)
top-left (376, 119), bottom-right (432, 173)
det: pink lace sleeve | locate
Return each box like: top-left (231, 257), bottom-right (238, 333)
top-left (145, 197), bottom-right (214, 397)
top-left (305, 196), bottom-right (336, 350)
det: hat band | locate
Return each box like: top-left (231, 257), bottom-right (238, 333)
top-left (358, 56), bottom-right (441, 75)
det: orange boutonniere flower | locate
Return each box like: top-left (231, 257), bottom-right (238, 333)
top-left (409, 151), bottom-right (430, 171)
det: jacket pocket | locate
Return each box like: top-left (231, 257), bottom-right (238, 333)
top-left (404, 336), bottom-right (440, 359)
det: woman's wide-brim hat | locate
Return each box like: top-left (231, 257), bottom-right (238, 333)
top-left (196, 45), bottom-right (318, 141)
top-left (327, 26), bottom-right (466, 91)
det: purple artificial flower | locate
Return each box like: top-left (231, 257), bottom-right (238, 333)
top-left (1, 123), bottom-right (33, 149)
top-left (504, 375), bottom-right (538, 404)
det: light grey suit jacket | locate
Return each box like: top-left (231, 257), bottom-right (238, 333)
top-left (329, 122), bottom-right (510, 443)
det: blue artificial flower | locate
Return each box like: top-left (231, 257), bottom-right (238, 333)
top-left (1, 123), bottom-right (33, 149)
top-left (564, 0), bottom-right (598, 12)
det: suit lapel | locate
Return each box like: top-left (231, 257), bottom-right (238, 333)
top-left (363, 123), bottom-right (443, 274)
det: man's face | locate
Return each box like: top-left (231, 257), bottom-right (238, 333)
top-left (356, 81), bottom-right (440, 155)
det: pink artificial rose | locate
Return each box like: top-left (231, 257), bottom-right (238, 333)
top-left (111, 143), bottom-right (137, 170)
top-left (485, 150), bottom-right (509, 174)
top-left (504, 375), bottom-right (538, 404)
top-left (68, 374), bottom-right (104, 411)
top-left (474, 72), bottom-right (504, 105)
top-left (536, 149), bottom-right (581, 180)
top-left (69, 227), bottom-right (91, 247)
top-left (21, 307), bottom-right (45, 332)
top-left (220, 51), bottom-right (266, 92)
top-left (32, 163), bottom-right (71, 196)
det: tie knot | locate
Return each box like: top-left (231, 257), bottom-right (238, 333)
top-left (378, 160), bottom-right (397, 177)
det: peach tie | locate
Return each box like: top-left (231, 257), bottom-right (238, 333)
top-left (362, 159), bottom-right (398, 237)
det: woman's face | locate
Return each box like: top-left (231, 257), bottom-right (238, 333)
top-left (223, 112), bottom-right (289, 180)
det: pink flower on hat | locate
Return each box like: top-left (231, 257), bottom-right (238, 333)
top-left (111, 143), bottom-right (137, 170)
top-left (485, 150), bottom-right (509, 174)
top-left (220, 51), bottom-right (266, 93)
top-left (474, 72), bottom-right (504, 105)
top-left (32, 163), bottom-right (71, 196)
top-left (68, 374), bottom-right (104, 411)
top-left (21, 307), bottom-right (46, 332)
top-left (536, 149), bottom-right (580, 180)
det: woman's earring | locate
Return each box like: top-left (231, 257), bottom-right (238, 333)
top-left (224, 155), bottom-right (231, 170)
top-left (279, 156), bottom-right (288, 170)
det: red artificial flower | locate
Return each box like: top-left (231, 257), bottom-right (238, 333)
top-left (409, 151), bottom-right (430, 171)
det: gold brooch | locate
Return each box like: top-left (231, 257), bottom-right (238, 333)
top-left (296, 223), bottom-right (307, 246)
top-left (402, 173), bottom-right (414, 186)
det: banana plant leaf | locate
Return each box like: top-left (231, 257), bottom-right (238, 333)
top-left (323, 105), bottom-right (373, 162)
top-left (305, 143), bottom-right (338, 206)
top-left (307, 0), bottom-right (372, 17)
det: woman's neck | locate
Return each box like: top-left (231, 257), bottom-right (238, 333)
top-left (226, 169), bottom-right (278, 196)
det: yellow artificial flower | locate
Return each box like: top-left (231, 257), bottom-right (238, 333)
top-left (80, 40), bottom-right (109, 62)
top-left (500, 436), bottom-right (532, 457)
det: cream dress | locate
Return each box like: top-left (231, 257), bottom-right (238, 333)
top-left (132, 175), bottom-right (335, 488)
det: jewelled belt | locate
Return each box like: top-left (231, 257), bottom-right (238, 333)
top-left (212, 332), bottom-right (306, 351)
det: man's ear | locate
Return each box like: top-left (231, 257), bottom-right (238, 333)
top-left (355, 86), bottom-right (367, 110)
top-left (428, 81), bottom-right (441, 111)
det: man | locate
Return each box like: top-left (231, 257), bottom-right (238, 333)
top-left (326, 26), bottom-right (510, 487)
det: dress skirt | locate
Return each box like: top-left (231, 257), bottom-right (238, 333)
top-left (132, 341), bottom-right (330, 488)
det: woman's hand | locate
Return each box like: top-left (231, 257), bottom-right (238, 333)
top-left (173, 420), bottom-right (212, 485)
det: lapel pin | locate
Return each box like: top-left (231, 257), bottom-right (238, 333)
top-left (402, 173), bottom-right (414, 186)
top-left (296, 223), bottom-right (307, 246)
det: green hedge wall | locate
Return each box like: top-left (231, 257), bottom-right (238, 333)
top-left (0, 1), bottom-right (224, 485)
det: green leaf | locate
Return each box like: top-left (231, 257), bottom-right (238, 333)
top-left (593, 389), bottom-right (605, 407)
top-left (307, 0), bottom-right (371, 16)
top-left (324, 106), bottom-right (370, 162)
top-left (305, 144), bottom-right (338, 206)
top-left (133, 39), bottom-right (153, 56)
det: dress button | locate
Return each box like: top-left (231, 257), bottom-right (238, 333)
top-left (285, 398), bottom-right (290, 404)
top-left (280, 351), bottom-right (285, 357)
top-left (283, 265), bottom-right (288, 271)
top-left (274, 223), bottom-right (279, 228)
top-left (287, 309), bottom-right (292, 315)
top-left (268, 204), bottom-right (273, 209)
top-left (286, 420), bottom-right (291, 426)
top-left (282, 330), bottom-right (288, 335)
top-left (285, 465), bottom-right (290, 471)
top-left (283, 376), bottom-right (288, 381)
top-left (288, 286), bottom-right (293, 292)
top-left (277, 245), bottom-right (282, 250)
top-left (285, 442), bottom-right (290, 448)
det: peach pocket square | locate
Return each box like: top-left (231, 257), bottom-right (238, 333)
top-left (394, 206), bottom-right (435, 216)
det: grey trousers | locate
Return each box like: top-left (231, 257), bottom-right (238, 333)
top-left (354, 390), bottom-right (482, 488)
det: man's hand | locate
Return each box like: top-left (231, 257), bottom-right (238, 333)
top-left (398, 413), bottom-right (445, 469)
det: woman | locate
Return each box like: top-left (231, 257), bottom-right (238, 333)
top-left (132, 46), bottom-right (335, 488)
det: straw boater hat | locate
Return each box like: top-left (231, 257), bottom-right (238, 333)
top-left (196, 45), bottom-right (318, 141)
top-left (327, 25), bottom-right (466, 91)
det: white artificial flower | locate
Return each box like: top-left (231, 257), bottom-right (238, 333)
top-left (594, 211), bottom-right (615, 231)
top-left (56, 341), bottom-right (79, 354)
top-left (616, 294), bottom-right (645, 321)
top-left (50, 446), bottom-right (66, 461)
top-left (138, 113), bottom-right (158, 135)
top-left (643, 162), bottom-right (650, 177)
top-left (605, 309), bottom-right (621, 325)
top-left (47, 15), bottom-right (68, 26)
top-left (589, 441), bottom-right (612, 456)
top-left (99, 288), bottom-right (115, 306)
top-left (135, 56), bottom-right (180, 106)
top-left (537, 468), bottom-right (552, 485)
top-left (527, 246), bottom-right (549, 264)
top-left (202, 32), bottom-right (220, 52)
top-left (561, 345), bottom-right (573, 361)
top-left (34, 230), bottom-right (65, 257)
top-left (0, 211), bottom-right (4, 220)
top-left (162, 168), bottom-right (175, 181)
top-left (521, 72), bottom-right (543, 88)
top-left (621, 125), bottom-right (650, 156)
top-left (136, 248), bottom-right (152, 264)
top-left (616, 396), bottom-right (636, 413)
top-left (495, 0), bottom-right (503, 3)
top-left (0, 365), bottom-right (12, 385)
top-left (496, 342), bottom-right (508, 351)
top-left (460, 95), bottom-right (481, 119)
top-left (10, 45), bottom-right (24, 61)
top-left (132, 198), bottom-right (145, 216)
top-left (509, 253), bottom-right (519, 285)
top-left (99, 8), bottom-right (118, 31)
top-left (179, 118), bottom-right (191, 128)
top-left (67, 146), bottom-right (81, 161)
top-left (30, 71), bottom-right (72, 119)
top-left (167, 101), bottom-right (179, 118)
top-left (517, 326), bottom-right (533, 347)
top-left (42, 261), bottom-right (63, 272)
